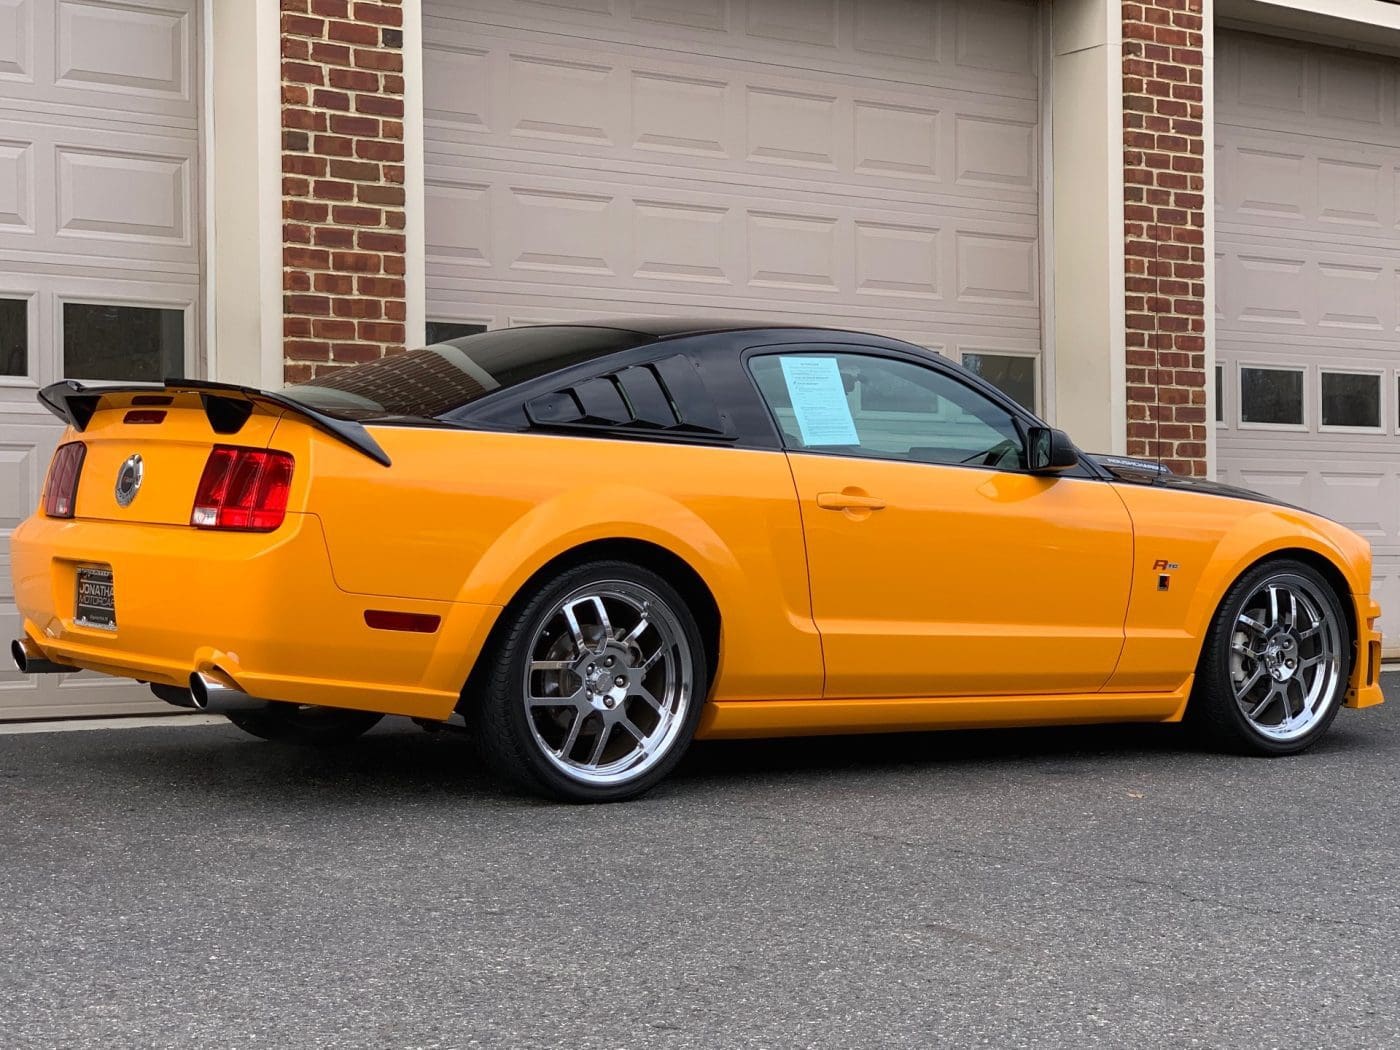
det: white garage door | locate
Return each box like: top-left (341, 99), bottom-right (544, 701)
top-left (0, 0), bottom-right (202, 718)
top-left (422, 0), bottom-right (1045, 411)
top-left (1215, 30), bottom-right (1400, 650)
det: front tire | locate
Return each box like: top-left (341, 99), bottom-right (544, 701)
top-left (1190, 559), bottom-right (1350, 755)
top-left (225, 703), bottom-right (384, 745)
top-left (469, 560), bottom-right (709, 803)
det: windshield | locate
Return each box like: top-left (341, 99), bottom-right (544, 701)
top-left (284, 326), bottom-right (649, 419)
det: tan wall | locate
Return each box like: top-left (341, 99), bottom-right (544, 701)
top-left (1050, 0), bottom-right (1127, 455)
top-left (210, 0), bottom-right (284, 389)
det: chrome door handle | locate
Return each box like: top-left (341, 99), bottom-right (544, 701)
top-left (816, 491), bottom-right (886, 511)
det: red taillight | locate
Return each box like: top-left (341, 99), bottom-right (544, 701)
top-left (191, 446), bottom-right (294, 531)
top-left (43, 442), bottom-right (86, 519)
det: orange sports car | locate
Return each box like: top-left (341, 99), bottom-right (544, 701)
top-left (10, 321), bottom-right (1385, 801)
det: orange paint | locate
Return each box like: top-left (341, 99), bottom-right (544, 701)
top-left (10, 402), bottom-right (1383, 730)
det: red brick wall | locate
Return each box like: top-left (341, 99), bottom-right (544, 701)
top-left (280, 0), bottom-right (406, 384)
top-left (1122, 0), bottom-right (1207, 476)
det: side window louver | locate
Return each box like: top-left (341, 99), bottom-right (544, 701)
top-left (524, 354), bottom-right (729, 438)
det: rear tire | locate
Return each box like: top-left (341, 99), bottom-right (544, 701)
top-left (468, 560), bottom-right (709, 803)
top-left (1189, 558), bottom-right (1350, 756)
top-left (225, 703), bottom-right (383, 745)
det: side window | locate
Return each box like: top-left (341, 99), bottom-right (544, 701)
top-left (750, 352), bottom-right (1026, 469)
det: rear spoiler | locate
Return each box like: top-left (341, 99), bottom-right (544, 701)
top-left (37, 379), bottom-right (391, 467)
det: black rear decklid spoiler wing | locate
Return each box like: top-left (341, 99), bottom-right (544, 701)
top-left (37, 379), bottom-right (391, 467)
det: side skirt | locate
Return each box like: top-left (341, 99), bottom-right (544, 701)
top-left (695, 680), bottom-right (1193, 740)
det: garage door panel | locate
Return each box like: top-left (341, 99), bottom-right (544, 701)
top-left (55, 0), bottom-right (193, 101)
top-left (429, 0), bottom-right (1039, 101)
top-left (1218, 130), bottom-right (1400, 239)
top-left (426, 157), bottom-right (1039, 315)
top-left (0, 118), bottom-right (197, 269)
top-left (0, 136), bottom-right (30, 232)
top-left (1218, 241), bottom-right (1400, 337)
top-left (1217, 29), bottom-right (1398, 148)
top-left (0, 0), bottom-right (30, 82)
top-left (0, 0), bottom-right (196, 122)
top-left (424, 22), bottom-right (1040, 210)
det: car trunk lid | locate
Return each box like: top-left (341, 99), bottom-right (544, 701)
top-left (66, 391), bottom-right (283, 526)
top-left (37, 379), bottom-right (391, 527)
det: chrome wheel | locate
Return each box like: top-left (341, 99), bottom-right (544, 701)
top-left (1229, 574), bottom-right (1344, 743)
top-left (523, 581), bottom-right (693, 787)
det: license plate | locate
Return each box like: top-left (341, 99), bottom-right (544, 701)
top-left (75, 566), bottom-right (116, 631)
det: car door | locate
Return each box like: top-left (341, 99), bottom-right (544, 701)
top-left (749, 349), bottom-right (1135, 699)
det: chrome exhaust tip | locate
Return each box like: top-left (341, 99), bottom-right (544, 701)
top-left (11, 638), bottom-right (77, 675)
top-left (187, 671), bottom-right (268, 713)
top-left (149, 683), bottom-right (199, 709)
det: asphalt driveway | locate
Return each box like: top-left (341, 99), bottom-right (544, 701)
top-left (2, 675), bottom-right (1398, 1049)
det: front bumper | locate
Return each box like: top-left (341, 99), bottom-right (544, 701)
top-left (10, 512), bottom-right (499, 721)
top-left (1347, 597), bottom-right (1385, 709)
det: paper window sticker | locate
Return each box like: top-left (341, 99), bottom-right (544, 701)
top-left (779, 356), bottom-right (859, 446)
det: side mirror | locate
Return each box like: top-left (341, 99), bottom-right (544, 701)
top-left (1026, 426), bottom-right (1079, 473)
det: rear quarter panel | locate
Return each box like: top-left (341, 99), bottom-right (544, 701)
top-left (283, 425), bottom-right (823, 703)
top-left (1108, 483), bottom-right (1373, 693)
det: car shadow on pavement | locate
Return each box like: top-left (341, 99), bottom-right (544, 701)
top-left (58, 709), bottom-right (1386, 806)
top-left (676, 716), bottom-right (1382, 786)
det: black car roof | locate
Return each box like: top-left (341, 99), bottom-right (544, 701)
top-left (555, 317), bottom-right (853, 339)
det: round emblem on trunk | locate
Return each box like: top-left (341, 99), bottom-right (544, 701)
top-left (114, 453), bottom-right (144, 507)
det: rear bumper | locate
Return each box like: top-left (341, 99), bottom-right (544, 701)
top-left (1347, 596), bottom-right (1385, 709)
top-left (10, 512), bottom-right (499, 720)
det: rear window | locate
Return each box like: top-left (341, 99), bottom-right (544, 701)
top-left (285, 326), bottom-right (648, 419)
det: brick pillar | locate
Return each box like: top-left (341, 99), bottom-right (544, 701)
top-left (1122, 0), bottom-right (1207, 476)
top-left (280, 0), bottom-right (407, 384)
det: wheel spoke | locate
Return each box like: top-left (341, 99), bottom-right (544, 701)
top-left (1238, 614), bottom-right (1267, 636)
top-left (1287, 590), bottom-right (1299, 630)
top-left (617, 716), bottom-right (647, 745)
top-left (622, 617), bottom-right (650, 647)
top-left (639, 645), bottom-right (668, 675)
top-left (585, 596), bottom-right (613, 642)
top-left (1230, 639), bottom-right (1257, 658)
top-left (557, 709), bottom-right (585, 758)
top-left (587, 722), bottom-right (612, 766)
top-left (1234, 665), bottom-right (1265, 699)
top-left (527, 688), bottom-right (584, 708)
top-left (1268, 586), bottom-right (1280, 627)
top-left (1292, 679), bottom-right (1316, 717)
top-left (530, 660), bottom-right (575, 673)
top-left (1248, 687), bottom-right (1278, 721)
top-left (634, 686), bottom-right (665, 715)
top-left (562, 604), bottom-right (589, 656)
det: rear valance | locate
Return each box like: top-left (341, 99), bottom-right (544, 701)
top-left (37, 379), bottom-right (391, 467)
